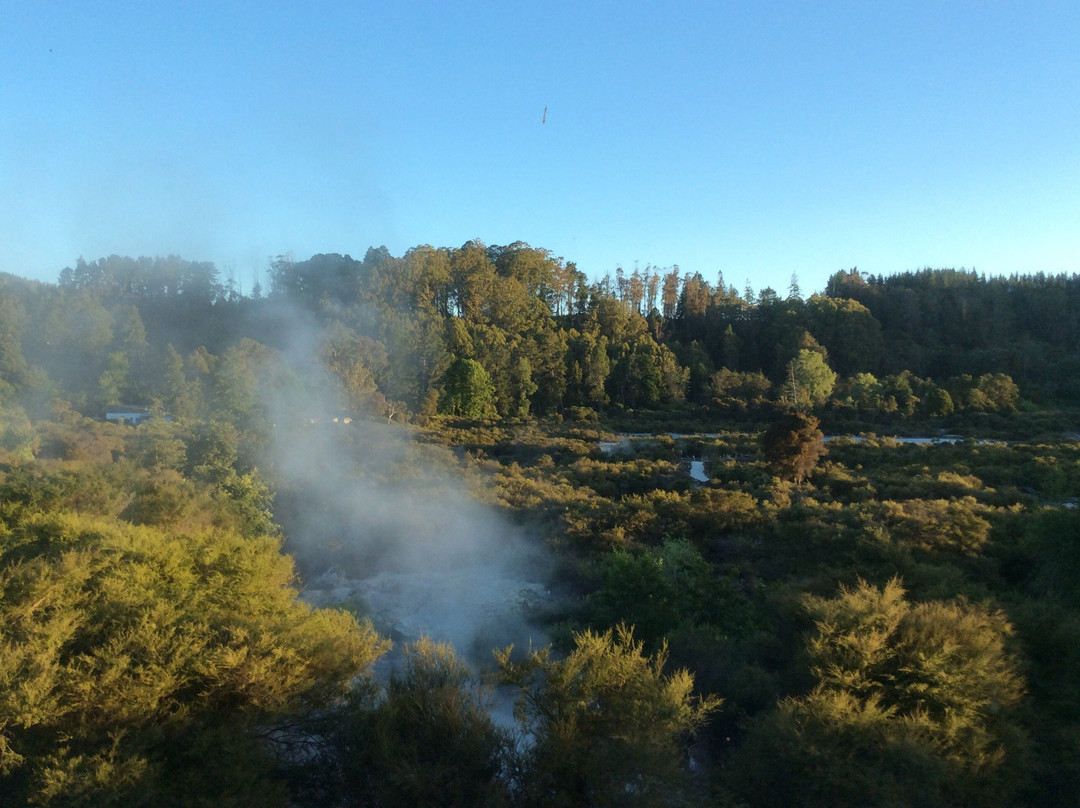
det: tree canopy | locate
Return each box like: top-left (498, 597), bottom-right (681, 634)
top-left (0, 472), bottom-right (387, 805)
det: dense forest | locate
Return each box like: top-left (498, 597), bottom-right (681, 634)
top-left (1, 245), bottom-right (1079, 806)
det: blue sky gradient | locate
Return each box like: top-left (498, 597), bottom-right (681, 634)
top-left (3, 1), bottom-right (1077, 297)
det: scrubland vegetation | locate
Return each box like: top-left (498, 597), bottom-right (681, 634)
top-left (1, 248), bottom-right (1079, 805)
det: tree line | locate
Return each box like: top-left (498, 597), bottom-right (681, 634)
top-left (3, 248), bottom-right (1074, 432)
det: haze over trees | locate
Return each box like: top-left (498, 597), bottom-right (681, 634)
top-left (5, 250), bottom-right (1076, 428)
top-left (1, 248), bottom-right (1079, 804)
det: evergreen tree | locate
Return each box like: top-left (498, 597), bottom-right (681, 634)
top-left (733, 579), bottom-right (1027, 807)
top-left (760, 411), bottom-right (827, 483)
top-left (324, 638), bottom-right (514, 808)
top-left (785, 349), bottom-right (837, 407)
top-left (437, 358), bottom-right (496, 418)
top-left (497, 625), bottom-right (719, 808)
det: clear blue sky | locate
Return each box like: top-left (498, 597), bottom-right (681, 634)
top-left (3, 1), bottom-right (1078, 297)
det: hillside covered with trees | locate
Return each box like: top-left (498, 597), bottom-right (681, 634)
top-left (1, 246), bottom-right (1079, 806)
top-left (6, 246), bottom-right (1075, 427)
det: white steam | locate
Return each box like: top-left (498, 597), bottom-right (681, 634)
top-left (254, 306), bottom-right (551, 669)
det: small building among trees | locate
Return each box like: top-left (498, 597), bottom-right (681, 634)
top-left (104, 405), bottom-right (152, 425)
